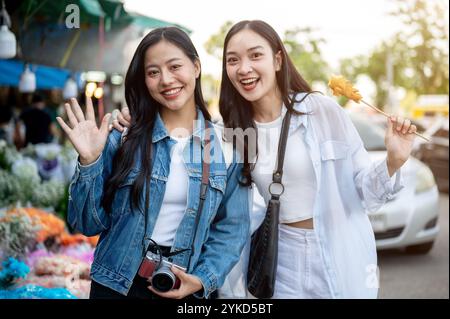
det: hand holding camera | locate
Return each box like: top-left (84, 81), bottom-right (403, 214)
top-left (138, 249), bottom-right (203, 299)
top-left (138, 251), bottom-right (186, 292)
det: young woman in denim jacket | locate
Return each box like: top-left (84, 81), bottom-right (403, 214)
top-left (216, 20), bottom-right (417, 299)
top-left (57, 27), bottom-right (249, 299)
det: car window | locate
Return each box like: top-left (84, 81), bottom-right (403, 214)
top-left (349, 114), bottom-right (386, 151)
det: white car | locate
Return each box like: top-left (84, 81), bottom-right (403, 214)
top-left (350, 113), bottom-right (440, 254)
top-left (251, 112), bottom-right (440, 254)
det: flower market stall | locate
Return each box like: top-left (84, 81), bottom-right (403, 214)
top-left (0, 141), bottom-right (98, 299)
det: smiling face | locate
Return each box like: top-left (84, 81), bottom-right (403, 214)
top-left (144, 40), bottom-right (200, 113)
top-left (225, 29), bottom-right (282, 105)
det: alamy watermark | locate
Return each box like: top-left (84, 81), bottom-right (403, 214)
top-left (65, 4), bottom-right (80, 29)
top-left (163, 120), bottom-right (284, 175)
top-left (365, 264), bottom-right (380, 289)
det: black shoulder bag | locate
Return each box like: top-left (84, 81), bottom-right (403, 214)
top-left (247, 92), bottom-right (313, 298)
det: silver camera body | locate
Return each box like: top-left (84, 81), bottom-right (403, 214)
top-left (139, 251), bottom-right (187, 292)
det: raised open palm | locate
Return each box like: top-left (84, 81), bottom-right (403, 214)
top-left (56, 97), bottom-right (111, 165)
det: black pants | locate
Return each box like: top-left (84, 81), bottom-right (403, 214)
top-left (90, 276), bottom-right (168, 299)
top-left (89, 275), bottom-right (201, 299)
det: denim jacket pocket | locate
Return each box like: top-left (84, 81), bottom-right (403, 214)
top-left (320, 140), bottom-right (350, 161)
top-left (209, 175), bottom-right (226, 194)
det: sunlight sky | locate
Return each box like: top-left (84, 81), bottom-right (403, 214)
top-left (124, 0), bottom-right (449, 78)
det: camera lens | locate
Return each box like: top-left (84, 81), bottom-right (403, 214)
top-left (152, 266), bottom-right (176, 292)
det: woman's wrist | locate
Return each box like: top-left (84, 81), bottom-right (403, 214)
top-left (386, 156), bottom-right (404, 177)
top-left (79, 154), bottom-right (100, 166)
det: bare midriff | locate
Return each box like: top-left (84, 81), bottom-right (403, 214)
top-left (282, 218), bottom-right (314, 229)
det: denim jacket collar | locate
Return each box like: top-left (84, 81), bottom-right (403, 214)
top-left (152, 108), bottom-right (207, 146)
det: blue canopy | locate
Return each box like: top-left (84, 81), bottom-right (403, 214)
top-left (0, 60), bottom-right (74, 89)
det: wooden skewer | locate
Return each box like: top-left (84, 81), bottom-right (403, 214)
top-left (360, 100), bottom-right (430, 142)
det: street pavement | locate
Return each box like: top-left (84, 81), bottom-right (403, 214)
top-left (378, 193), bottom-right (449, 299)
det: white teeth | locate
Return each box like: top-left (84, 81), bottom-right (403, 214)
top-left (240, 78), bottom-right (258, 84)
top-left (162, 88), bottom-right (182, 95)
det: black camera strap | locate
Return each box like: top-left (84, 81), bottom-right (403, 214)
top-left (142, 143), bottom-right (153, 258)
top-left (187, 120), bottom-right (211, 269)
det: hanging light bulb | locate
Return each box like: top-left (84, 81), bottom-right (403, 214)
top-left (63, 77), bottom-right (78, 100)
top-left (93, 87), bottom-right (104, 99)
top-left (19, 64), bottom-right (36, 93)
top-left (85, 82), bottom-right (97, 97)
top-left (0, 0), bottom-right (16, 59)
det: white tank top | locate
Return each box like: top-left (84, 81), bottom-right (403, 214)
top-left (252, 109), bottom-right (317, 223)
top-left (152, 136), bottom-right (189, 246)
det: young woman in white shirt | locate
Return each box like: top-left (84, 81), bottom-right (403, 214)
top-left (217, 20), bottom-right (416, 299)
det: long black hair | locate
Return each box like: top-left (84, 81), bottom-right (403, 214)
top-left (219, 20), bottom-right (312, 186)
top-left (103, 27), bottom-right (210, 214)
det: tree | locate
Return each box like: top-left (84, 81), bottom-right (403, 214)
top-left (340, 0), bottom-right (449, 107)
top-left (390, 0), bottom-right (449, 94)
top-left (204, 21), bottom-right (234, 60)
top-left (204, 22), bottom-right (330, 87)
top-left (283, 27), bottom-right (329, 85)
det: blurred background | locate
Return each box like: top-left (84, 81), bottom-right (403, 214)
top-left (0, 0), bottom-right (448, 299)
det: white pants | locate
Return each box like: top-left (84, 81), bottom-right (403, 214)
top-left (273, 224), bottom-right (332, 299)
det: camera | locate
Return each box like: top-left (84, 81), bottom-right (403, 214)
top-left (138, 250), bottom-right (187, 292)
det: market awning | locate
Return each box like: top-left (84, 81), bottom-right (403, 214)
top-left (11, 0), bottom-right (106, 25)
top-left (8, 0), bottom-right (191, 32)
top-left (0, 59), bottom-right (73, 89)
top-left (4, 0), bottom-right (192, 74)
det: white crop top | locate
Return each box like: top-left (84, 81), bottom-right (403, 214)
top-left (252, 108), bottom-right (317, 223)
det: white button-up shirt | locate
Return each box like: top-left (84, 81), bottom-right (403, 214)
top-left (219, 93), bottom-right (403, 299)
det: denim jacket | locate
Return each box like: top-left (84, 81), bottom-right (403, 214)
top-left (67, 109), bottom-right (250, 298)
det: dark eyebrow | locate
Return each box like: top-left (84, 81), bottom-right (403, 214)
top-left (226, 46), bottom-right (265, 56)
top-left (248, 46), bottom-right (264, 52)
top-left (145, 58), bottom-right (182, 70)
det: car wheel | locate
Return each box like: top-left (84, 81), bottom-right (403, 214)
top-left (405, 241), bottom-right (434, 254)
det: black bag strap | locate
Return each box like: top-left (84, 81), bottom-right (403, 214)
top-left (269, 91), bottom-right (317, 200)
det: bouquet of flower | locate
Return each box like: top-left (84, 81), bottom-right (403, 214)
top-left (21, 208), bottom-right (66, 243)
top-left (58, 232), bottom-right (99, 248)
top-left (5, 208), bottom-right (66, 244)
top-left (0, 140), bottom-right (22, 171)
top-left (0, 256), bottom-right (77, 299)
top-left (0, 210), bottom-right (40, 259)
top-left (31, 179), bottom-right (66, 210)
top-left (0, 169), bottom-right (22, 208)
top-left (0, 257), bottom-right (30, 288)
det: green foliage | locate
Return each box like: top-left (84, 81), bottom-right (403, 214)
top-left (204, 22), bottom-right (330, 87)
top-left (340, 0), bottom-right (449, 106)
top-left (0, 213), bottom-right (39, 260)
top-left (0, 170), bottom-right (22, 208)
top-left (204, 21), bottom-right (234, 60)
top-left (283, 27), bottom-right (329, 85)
